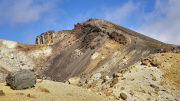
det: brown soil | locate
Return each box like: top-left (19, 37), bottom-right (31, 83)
top-left (0, 79), bottom-right (115, 101)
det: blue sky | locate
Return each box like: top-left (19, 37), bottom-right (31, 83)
top-left (0, 0), bottom-right (180, 45)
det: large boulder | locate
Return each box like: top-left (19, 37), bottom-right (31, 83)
top-left (5, 69), bottom-right (36, 90)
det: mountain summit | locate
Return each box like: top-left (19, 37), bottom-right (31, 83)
top-left (34, 19), bottom-right (172, 82)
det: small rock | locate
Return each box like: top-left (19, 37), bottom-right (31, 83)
top-left (147, 98), bottom-right (151, 101)
top-left (152, 76), bottom-right (157, 81)
top-left (16, 92), bottom-right (24, 96)
top-left (151, 60), bottom-right (161, 66)
top-left (27, 94), bottom-right (30, 97)
top-left (27, 94), bottom-right (35, 98)
top-left (142, 60), bottom-right (150, 66)
top-left (120, 93), bottom-right (127, 100)
top-left (150, 84), bottom-right (159, 91)
top-left (116, 73), bottom-right (123, 77)
top-left (0, 90), bottom-right (5, 96)
top-left (141, 90), bottom-right (146, 93)
top-left (112, 78), bottom-right (119, 84)
top-left (110, 83), bottom-right (114, 87)
top-left (121, 78), bottom-right (126, 80)
top-left (129, 90), bottom-right (134, 96)
top-left (21, 63), bottom-right (26, 66)
top-left (148, 92), bottom-right (152, 96)
top-left (77, 81), bottom-right (83, 87)
top-left (65, 81), bottom-right (70, 84)
top-left (150, 84), bottom-right (159, 88)
top-left (143, 89), bottom-right (149, 93)
top-left (68, 77), bottom-right (80, 86)
top-left (121, 87), bottom-right (125, 90)
top-left (38, 87), bottom-right (50, 93)
top-left (119, 69), bottom-right (125, 74)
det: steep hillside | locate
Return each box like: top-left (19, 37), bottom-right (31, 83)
top-left (79, 52), bottom-right (180, 100)
top-left (0, 19), bottom-right (179, 100)
top-left (34, 19), bottom-right (173, 82)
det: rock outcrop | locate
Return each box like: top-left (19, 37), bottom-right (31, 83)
top-left (35, 30), bottom-right (72, 45)
top-left (6, 69), bottom-right (36, 90)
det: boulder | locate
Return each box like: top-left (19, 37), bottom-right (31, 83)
top-left (5, 69), bottom-right (36, 90)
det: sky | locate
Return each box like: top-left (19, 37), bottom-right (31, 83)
top-left (0, 0), bottom-right (180, 45)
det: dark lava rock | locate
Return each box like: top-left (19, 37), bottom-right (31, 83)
top-left (5, 69), bottom-right (36, 90)
top-left (120, 93), bottom-right (127, 100)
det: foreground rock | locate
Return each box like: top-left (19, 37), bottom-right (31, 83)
top-left (6, 69), bottom-right (36, 90)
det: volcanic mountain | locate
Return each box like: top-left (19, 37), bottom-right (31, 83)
top-left (34, 19), bottom-right (173, 82)
top-left (0, 19), bottom-right (179, 100)
top-left (0, 19), bottom-right (173, 82)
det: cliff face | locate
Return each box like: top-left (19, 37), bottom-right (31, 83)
top-left (35, 30), bottom-right (72, 45)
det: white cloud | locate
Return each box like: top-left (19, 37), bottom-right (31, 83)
top-left (137, 0), bottom-right (180, 45)
top-left (103, 1), bottom-right (139, 24)
top-left (0, 0), bottom-right (57, 25)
